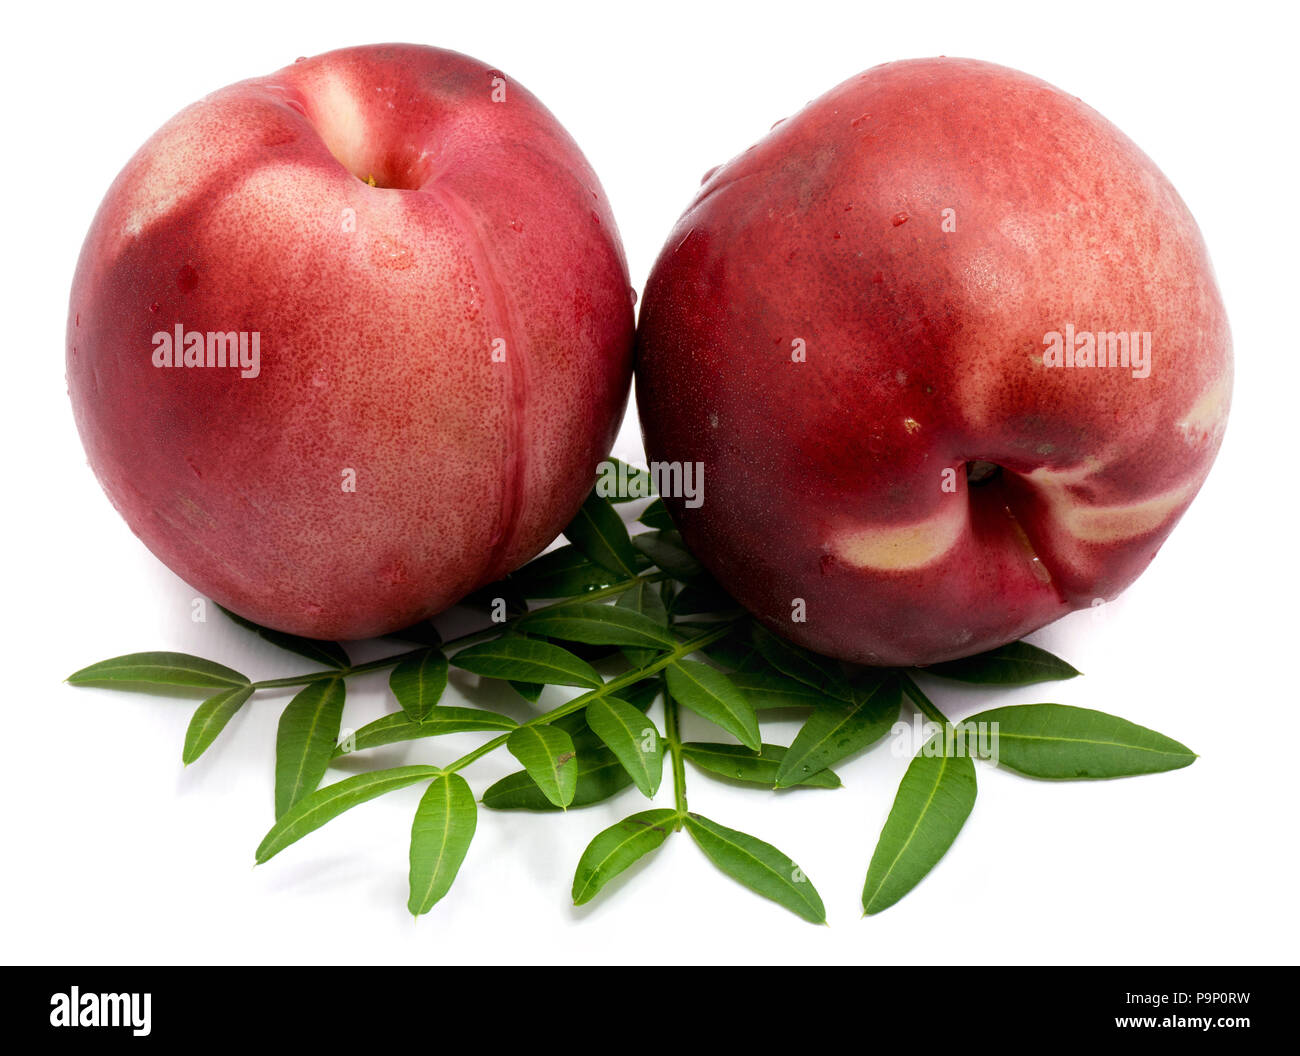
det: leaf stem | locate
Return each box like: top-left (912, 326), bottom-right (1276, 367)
top-left (900, 673), bottom-right (949, 725)
top-left (663, 682), bottom-right (688, 825)
top-left (441, 621), bottom-right (737, 777)
top-left (250, 572), bottom-right (669, 690)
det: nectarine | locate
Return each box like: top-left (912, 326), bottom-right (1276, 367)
top-left (636, 58), bottom-right (1231, 666)
top-left (68, 44), bottom-right (633, 639)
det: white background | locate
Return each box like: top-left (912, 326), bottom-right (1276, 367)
top-left (2, 0), bottom-right (1296, 966)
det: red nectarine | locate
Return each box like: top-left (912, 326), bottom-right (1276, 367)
top-left (636, 58), bottom-right (1231, 666)
top-left (68, 44), bottom-right (633, 639)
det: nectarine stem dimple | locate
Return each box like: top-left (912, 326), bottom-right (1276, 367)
top-left (965, 461), bottom-right (1002, 487)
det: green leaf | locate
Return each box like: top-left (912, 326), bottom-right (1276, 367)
top-left (922, 641), bottom-right (1080, 685)
top-left (659, 578), bottom-right (677, 612)
top-left (483, 748), bottom-right (633, 811)
top-left (599, 459), bottom-right (656, 503)
top-left (182, 684), bottom-right (254, 765)
top-left (700, 625), bottom-right (772, 674)
top-left (452, 637), bottom-right (603, 689)
top-left (510, 681), bottom-right (544, 704)
top-left (748, 624), bottom-right (852, 701)
top-left (665, 660), bottom-right (761, 751)
top-left (518, 601), bottom-right (676, 653)
top-left (274, 678), bottom-right (346, 818)
top-left (862, 736), bottom-right (977, 915)
top-left (408, 773), bottom-right (477, 916)
top-left (638, 497), bottom-right (676, 531)
top-left (683, 813), bottom-right (825, 924)
top-left (256, 765), bottom-right (439, 863)
top-left (572, 809), bottom-right (677, 905)
top-left (728, 669), bottom-right (829, 710)
top-left (559, 640), bottom-right (622, 663)
top-left (67, 651), bottom-right (249, 691)
top-left (219, 606), bottom-right (349, 668)
top-left (564, 492), bottom-right (638, 577)
top-left (632, 530), bottom-right (704, 581)
top-left (335, 707), bottom-right (518, 756)
top-left (616, 578), bottom-right (670, 668)
top-left (511, 544), bottom-right (621, 599)
top-left (774, 675), bottom-right (902, 787)
top-left (551, 680), bottom-right (658, 753)
top-left (507, 726), bottom-right (578, 808)
top-left (388, 648), bottom-right (449, 723)
top-left (586, 697), bottom-right (662, 797)
top-left (682, 742), bottom-right (840, 789)
top-left (968, 703), bottom-right (1196, 778)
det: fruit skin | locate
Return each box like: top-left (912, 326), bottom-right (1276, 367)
top-left (636, 57), bottom-right (1231, 667)
top-left (68, 44), bottom-right (633, 640)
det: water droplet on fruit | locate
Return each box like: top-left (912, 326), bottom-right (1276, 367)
top-left (629, 287), bottom-right (638, 305)
top-left (770, 117), bottom-right (786, 131)
top-left (184, 455), bottom-right (203, 480)
top-left (891, 212), bottom-right (909, 227)
top-left (75, 313), bottom-right (80, 327)
top-left (177, 264), bottom-right (199, 292)
top-left (850, 113), bottom-right (872, 129)
top-left (149, 302), bottom-right (160, 313)
top-left (508, 219), bottom-right (524, 233)
top-left (294, 55), bottom-right (307, 63)
top-left (700, 165), bottom-right (720, 185)
top-left (369, 235), bottom-right (415, 270)
top-left (590, 210), bottom-right (601, 227)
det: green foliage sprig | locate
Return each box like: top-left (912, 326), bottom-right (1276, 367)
top-left (67, 462), bottom-right (1196, 923)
